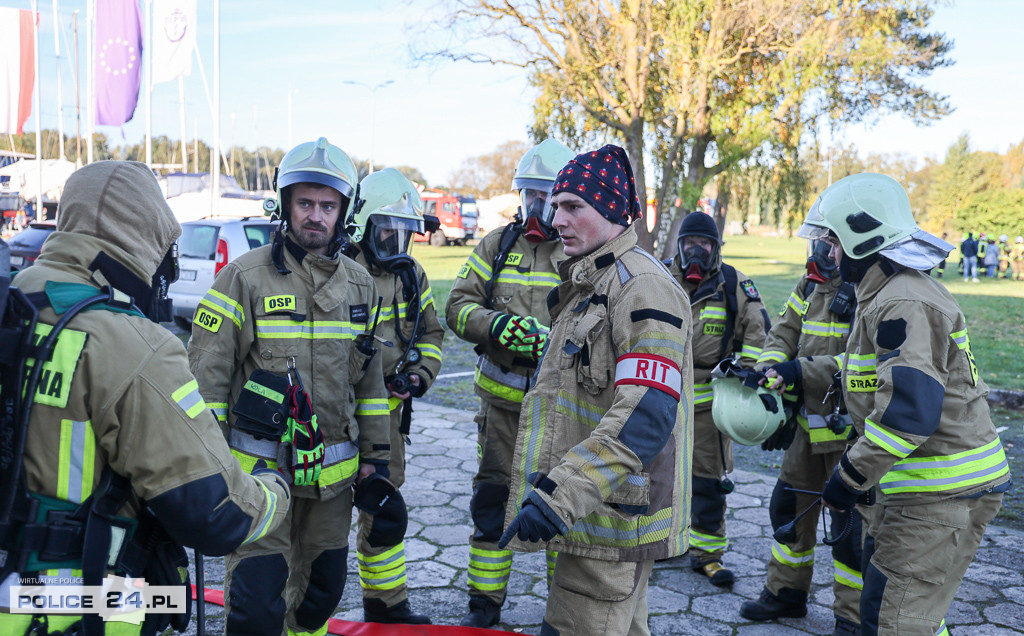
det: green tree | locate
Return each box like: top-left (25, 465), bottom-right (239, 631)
top-left (928, 134), bottom-right (1003, 231)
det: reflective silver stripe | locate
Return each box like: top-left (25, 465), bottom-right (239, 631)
top-left (323, 441), bottom-right (359, 467)
top-left (495, 270), bottom-right (560, 287)
top-left (229, 429), bottom-right (280, 459)
top-left (573, 514), bottom-right (673, 542)
top-left (555, 393), bottom-right (603, 426)
top-left (632, 336), bottom-right (687, 356)
top-left (617, 260), bottom-right (632, 285)
top-left (625, 473), bottom-right (646, 487)
top-left (65, 419), bottom-right (91, 504)
top-left (478, 356), bottom-right (530, 391)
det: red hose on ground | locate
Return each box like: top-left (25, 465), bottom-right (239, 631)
top-left (190, 586), bottom-right (525, 636)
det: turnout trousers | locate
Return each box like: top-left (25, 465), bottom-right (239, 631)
top-left (765, 430), bottom-right (862, 624)
top-left (357, 406), bottom-right (411, 608)
top-left (468, 400), bottom-right (555, 604)
top-left (225, 491), bottom-right (354, 636)
top-left (859, 492), bottom-right (1003, 635)
top-left (540, 554), bottom-right (654, 636)
top-left (688, 408), bottom-right (732, 564)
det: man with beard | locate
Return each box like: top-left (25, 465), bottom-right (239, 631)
top-left (667, 211), bottom-right (771, 587)
top-left (188, 138), bottom-right (391, 636)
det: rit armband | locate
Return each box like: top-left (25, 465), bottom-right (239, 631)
top-left (614, 353), bottom-right (681, 400)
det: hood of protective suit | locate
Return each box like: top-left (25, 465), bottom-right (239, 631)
top-left (52, 161), bottom-right (181, 282)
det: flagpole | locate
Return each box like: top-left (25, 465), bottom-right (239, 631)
top-left (211, 0), bottom-right (220, 209)
top-left (86, 0), bottom-right (94, 164)
top-left (52, 0), bottom-right (66, 161)
top-left (32, 0), bottom-right (43, 221)
top-left (73, 10), bottom-right (81, 166)
top-left (145, 0), bottom-right (152, 166)
top-left (179, 76), bottom-right (187, 172)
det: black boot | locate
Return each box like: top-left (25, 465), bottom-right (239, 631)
top-left (363, 598), bottom-right (431, 625)
top-left (459, 596), bottom-right (501, 628)
top-left (833, 615), bottom-right (860, 635)
top-left (739, 586), bottom-right (808, 620)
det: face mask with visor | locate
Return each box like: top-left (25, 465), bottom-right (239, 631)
top-left (678, 236), bottom-right (717, 283)
top-left (365, 208), bottom-right (424, 272)
top-left (514, 177), bottom-right (556, 242)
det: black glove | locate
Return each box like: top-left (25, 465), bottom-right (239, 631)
top-left (761, 418), bottom-right (797, 451)
top-left (498, 499), bottom-right (561, 548)
top-left (822, 465), bottom-right (863, 512)
top-left (768, 360), bottom-right (801, 389)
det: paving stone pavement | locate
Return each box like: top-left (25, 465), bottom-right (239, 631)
top-left (182, 401), bottom-right (1024, 635)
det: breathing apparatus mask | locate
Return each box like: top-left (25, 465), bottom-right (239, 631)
top-left (679, 237), bottom-right (716, 283)
top-left (88, 242), bottom-right (179, 323)
top-left (516, 178), bottom-right (557, 243)
top-left (364, 214), bottom-right (419, 273)
top-left (806, 239), bottom-right (838, 283)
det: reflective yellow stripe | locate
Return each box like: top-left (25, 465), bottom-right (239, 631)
top-left (208, 401), bottom-right (228, 422)
top-left (419, 343), bottom-right (442, 362)
top-left (465, 252), bottom-right (493, 278)
top-left (242, 478), bottom-right (279, 545)
top-left (200, 289), bottom-right (245, 328)
top-left (676, 525), bottom-right (724, 552)
top-left (456, 302), bottom-right (481, 336)
top-left (802, 413), bottom-right (852, 444)
top-left (772, 540), bottom-right (815, 567)
top-left (57, 419), bottom-right (95, 504)
top-left (694, 382), bottom-right (713, 404)
top-left (935, 619), bottom-right (949, 636)
top-left (172, 379), bottom-right (207, 419)
top-left (255, 319), bottom-right (361, 340)
top-left (467, 546), bottom-right (512, 592)
top-left (358, 542), bottom-right (407, 590)
top-left (834, 559), bottom-right (863, 590)
top-left (845, 353), bottom-right (877, 372)
top-left (420, 286), bottom-right (435, 310)
top-left (355, 398), bottom-right (390, 417)
top-left (475, 366), bottom-right (526, 402)
top-left (495, 269), bottom-right (560, 288)
top-left (757, 350), bottom-right (789, 364)
top-left (865, 418), bottom-right (918, 458)
top-left (0, 615), bottom-right (140, 635)
top-left (230, 449), bottom-right (279, 473)
top-left (880, 438), bottom-right (1010, 494)
top-left (740, 344), bottom-right (762, 359)
top-left (786, 292), bottom-right (809, 316)
top-left (388, 396), bottom-right (403, 412)
top-left (801, 321), bottom-right (850, 338)
top-left (699, 307), bottom-right (727, 321)
top-left (318, 454), bottom-right (360, 487)
top-left (288, 623), bottom-right (329, 636)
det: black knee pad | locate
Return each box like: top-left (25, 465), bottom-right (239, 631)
top-left (830, 508), bottom-right (863, 571)
top-left (294, 547), bottom-right (348, 632)
top-left (691, 475), bottom-right (727, 532)
top-left (471, 481), bottom-right (510, 542)
top-left (226, 553), bottom-right (288, 636)
top-left (368, 490), bottom-right (409, 548)
top-left (768, 479), bottom-right (797, 532)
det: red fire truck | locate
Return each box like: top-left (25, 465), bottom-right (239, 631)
top-left (415, 189), bottom-right (477, 246)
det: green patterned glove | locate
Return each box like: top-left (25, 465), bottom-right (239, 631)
top-left (282, 384), bottom-right (324, 486)
top-left (506, 316), bottom-right (550, 360)
top-left (491, 314), bottom-right (530, 349)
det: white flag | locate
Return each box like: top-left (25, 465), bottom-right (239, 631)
top-left (151, 0), bottom-right (196, 84)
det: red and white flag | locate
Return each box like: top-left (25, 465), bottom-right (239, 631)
top-left (152, 0), bottom-right (196, 84)
top-left (0, 8), bottom-right (36, 136)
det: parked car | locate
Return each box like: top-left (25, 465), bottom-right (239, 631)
top-left (169, 216), bottom-right (278, 330)
top-left (6, 221), bottom-right (57, 272)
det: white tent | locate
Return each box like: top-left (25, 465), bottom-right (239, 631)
top-left (0, 159), bottom-right (77, 203)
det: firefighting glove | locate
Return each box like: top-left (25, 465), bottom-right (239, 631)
top-left (490, 314), bottom-right (530, 349)
top-left (282, 384), bottom-right (324, 486)
top-left (761, 417), bottom-right (797, 451)
top-left (498, 496), bottom-right (562, 548)
top-left (822, 464), bottom-right (863, 512)
top-left (506, 316), bottom-right (550, 360)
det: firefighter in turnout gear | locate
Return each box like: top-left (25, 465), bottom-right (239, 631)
top-left (740, 241), bottom-right (863, 635)
top-left (445, 139), bottom-right (575, 628)
top-left (0, 161), bottom-right (290, 635)
top-left (187, 138), bottom-right (391, 636)
top-left (667, 211), bottom-right (770, 587)
top-left (341, 168), bottom-right (443, 625)
top-left (501, 144), bottom-right (693, 634)
top-left (799, 173), bottom-right (1010, 636)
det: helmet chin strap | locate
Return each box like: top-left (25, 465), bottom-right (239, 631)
top-left (523, 216), bottom-right (551, 243)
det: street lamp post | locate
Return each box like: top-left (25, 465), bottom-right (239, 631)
top-left (341, 79), bottom-right (394, 174)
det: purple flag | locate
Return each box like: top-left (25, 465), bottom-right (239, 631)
top-left (95, 0), bottom-right (143, 126)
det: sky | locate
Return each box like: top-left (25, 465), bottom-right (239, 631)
top-left (5, 0), bottom-right (1024, 186)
